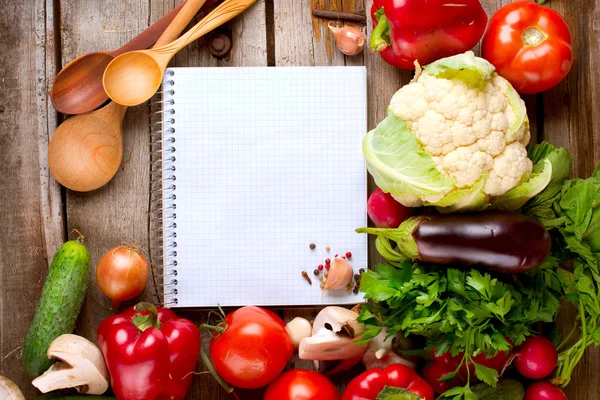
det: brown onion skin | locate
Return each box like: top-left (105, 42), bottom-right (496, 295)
top-left (96, 246), bottom-right (149, 309)
top-left (413, 211), bottom-right (551, 274)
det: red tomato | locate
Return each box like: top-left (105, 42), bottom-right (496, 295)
top-left (209, 306), bottom-right (294, 389)
top-left (481, 0), bottom-right (573, 94)
top-left (264, 370), bottom-right (340, 400)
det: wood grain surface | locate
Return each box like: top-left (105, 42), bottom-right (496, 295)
top-left (0, 0), bottom-right (598, 399)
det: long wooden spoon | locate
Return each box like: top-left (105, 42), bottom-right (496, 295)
top-left (103, 0), bottom-right (257, 107)
top-left (48, 0), bottom-right (207, 192)
top-left (50, 1), bottom-right (187, 115)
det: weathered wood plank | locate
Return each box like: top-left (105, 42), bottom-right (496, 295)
top-left (542, 1), bottom-right (600, 399)
top-left (61, 0), bottom-right (155, 347)
top-left (0, 0), bottom-right (63, 397)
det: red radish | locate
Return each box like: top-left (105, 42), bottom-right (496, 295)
top-left (525, 381), bottom-right (568, 400)
top-left (515, 336), bottom-right (558, 379)
top-left (367, 188), bottom-right (413, 228)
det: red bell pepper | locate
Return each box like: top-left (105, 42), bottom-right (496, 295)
top-left (97, 302), bottom-right (201, 400)
top-left (370, 0), bottom-right (488, 70)
top-left (342, 364), bottom-right (435, 400)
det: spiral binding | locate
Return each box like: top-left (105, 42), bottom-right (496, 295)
top-left (149, 69), bottom-right (179, 307)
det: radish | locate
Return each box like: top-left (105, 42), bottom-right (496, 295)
top-left (367, 188), bottom-right (413, 228)
top-left (525, 381), bottom-right (567, 400)
top-left (514, 336), bottom-right (558, 379)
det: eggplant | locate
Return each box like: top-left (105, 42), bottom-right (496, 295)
top-left (356, 210), bottom-right (551, 274)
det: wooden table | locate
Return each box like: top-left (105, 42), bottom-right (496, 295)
top-left (1, 0), bottom-right (598, 398)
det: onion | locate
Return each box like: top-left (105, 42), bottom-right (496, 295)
top-left (96, 246), bottom-right (149, 309)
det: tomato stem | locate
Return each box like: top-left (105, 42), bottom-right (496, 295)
top-left (200, 347), bottom-right (235, 395)
top-left (536, 0), bottom-right (548, 4)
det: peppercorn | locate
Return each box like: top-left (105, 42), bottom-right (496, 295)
top-left (359, 268), bottom-right (365, 274)
top-left (314, 269), bottom-right (320, 276)
top-left (353, 287), bottom-right (359, 294)
top-left (354, 274), bottom-right (360, 280)
top-left (318, 264), bottom-right (324, 271)
top-left (325, 246), bottom-right (331, 251)
top-left (346, 252), bottom-right (352, 258)
top-left (325, 259), bottom-right (331, 265)
top-left (309, 243), bottom-right (316, 249)
top-left (325, 264), bottom-right (330, 270)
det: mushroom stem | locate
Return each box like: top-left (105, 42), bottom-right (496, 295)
top-left (32, 334), bottom-right (108, 395)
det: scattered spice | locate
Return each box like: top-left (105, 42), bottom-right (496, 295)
top-left (335, 254), bottom-right (339, 258)
top-left (324, 270), bottom-right (329, 278)
top-left (320, 283), bottom-right (325, 289)
top-left (313, 269), bottom-right (320, 276)
top-left (325, 264), bottom-right (331, 270)
top-left (354, 274), bottom-right (360, 281)
top-left (325, 259), bottom-right (331, 265)
top-left (302, 271), bottom-right (312, 285)
top-left (318, 275), bottom-right (326, 283)
top-left (346, 252), bottom-right (352, 258)
top-left (309, 243), bottom-right (316, 250)
top-left (325, 246), bottom-right (331, 251)
top-left (353, 287), bottom-right (359, 294)
top-left (359, 268), bottom-right (365, 274)
top-left (318, 264), bottom-right (324, 271)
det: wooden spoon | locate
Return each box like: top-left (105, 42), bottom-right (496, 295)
top-left (103, 0), bottom-right (257, 107)
top-left (48, 0), bottom-right (207, 192)
top-left (50, 1), bottom-right (187, 115)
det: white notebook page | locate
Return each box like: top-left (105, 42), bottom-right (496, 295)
top-left (162, 67), bottom-right (367, 307)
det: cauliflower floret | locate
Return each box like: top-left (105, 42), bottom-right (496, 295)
top-left (389, 68), bottom-right (532, 198)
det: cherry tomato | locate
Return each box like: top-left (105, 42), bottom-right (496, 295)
top-left (209, 306), bottom-right (294, 389)
top-left (422, 359), bottom-right (467, 394)
top-left (264, 370), bottom-right (340, 400)
top-left (482, 0), bottom-right (573, 94)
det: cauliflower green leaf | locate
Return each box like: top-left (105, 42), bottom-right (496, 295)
top-left (432, 175), bottom-right (488, 213)
top-left (491, 158), bottom-right (553, 211)
top-left (364, 111), bottom-right (455, 201)
top-left (423, 50), bottom-right (495, 86)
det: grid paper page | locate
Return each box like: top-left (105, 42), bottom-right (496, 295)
top-left (162, 66), bottom-right (367, 307)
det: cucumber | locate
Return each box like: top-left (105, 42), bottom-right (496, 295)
top-left (23, 238), bottom-right (90, 377)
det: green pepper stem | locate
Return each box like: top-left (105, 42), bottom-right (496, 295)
top-left (370, 8), bottom-right (390, 52)
top-left (132, 302), bottom-right (162, 332)
top-left (200, 347), bottom-right (235, 394)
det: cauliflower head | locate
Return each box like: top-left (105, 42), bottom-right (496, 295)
top-left (364, 52), bottom-right (553, 212)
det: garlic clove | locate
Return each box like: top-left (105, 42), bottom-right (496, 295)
top-left (328, 21), bottom-right (366, 56)
top-left (285, 317), bottom-right (312, 348)
top-left (323, 258), bottom-right (353, 291)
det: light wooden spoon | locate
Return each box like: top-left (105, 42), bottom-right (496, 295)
top-left (103, 0), bottom-right (257, 107)
top-left (48, 0), bottom-right (207, 192)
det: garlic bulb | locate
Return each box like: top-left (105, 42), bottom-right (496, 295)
top-left (328, 22), bottom-right (366, 56)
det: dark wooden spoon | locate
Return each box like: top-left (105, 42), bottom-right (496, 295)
top-left (50, 1), bottom-right (192, 115)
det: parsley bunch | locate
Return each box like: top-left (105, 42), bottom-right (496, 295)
top-left (358, 257), bottom-right (564, 356)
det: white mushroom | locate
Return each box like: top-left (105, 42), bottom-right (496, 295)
top-left (32, 334), bottom-right (109, 395)
top-left (285, 317), bottom-right (312, 348)
top-left (362, 327), bottom-right (417, 370)
top-left (0, 376), bottom-right (25, 400)
top-left (299, 306), bottom-right (368, 374)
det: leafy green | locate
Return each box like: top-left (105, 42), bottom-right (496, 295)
top-left (363, 111), bottom-right (455, 198)
top-left (358, 259), bottom-right (565, 356)
top-left (491, 159), bottom-right (552, 211)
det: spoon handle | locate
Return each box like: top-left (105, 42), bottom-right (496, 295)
top-left (155, 0), bottom-right (258, 56)
top-left (112, 1), bottom-right (186, 56)
top-left (154, 0), bottom-right (207, 48)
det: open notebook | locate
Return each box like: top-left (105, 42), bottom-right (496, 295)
top-left (155, 66), bottom-right (367, 307)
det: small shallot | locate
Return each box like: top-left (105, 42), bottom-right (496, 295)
top-left (328, 22), bottom-right (366, 56)
top-left (323, 257), bottom-right (353, 291)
